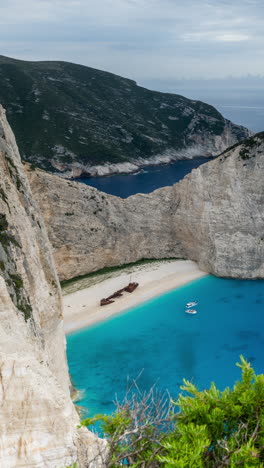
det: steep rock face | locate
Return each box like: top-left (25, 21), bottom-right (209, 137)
top-left (0, 55), bottom-right (251, 177)
top-left (174, 134), bottom-right (264, 278)
top-left (26, 168), bottom-right (182, 280)
top-left (0, 105), bottom-right (104, 468)
top-left (27, 132), bottom-right (264, 280)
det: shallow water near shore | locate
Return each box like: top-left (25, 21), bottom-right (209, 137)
top-left (67, 276), bottom-right (264, 417)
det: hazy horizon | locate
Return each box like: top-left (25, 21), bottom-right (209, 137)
top-left (2, 53), bottom-right (264, 92)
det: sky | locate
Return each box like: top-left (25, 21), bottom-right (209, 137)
top-left (1, 0), bottom-right (264, 86)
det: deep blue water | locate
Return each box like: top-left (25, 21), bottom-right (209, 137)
top-left (67, 276), bottom-right (264, 417)
top-left (75, 157), bottom-right (212, 198)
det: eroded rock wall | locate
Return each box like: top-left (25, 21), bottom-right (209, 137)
top-left (26, 168), bottom-right (182, 280)
top-left (0, 105), bottom-right (104, 468)
top-left (27, 132), bottom-right (264, 280)
top-left (172, 135), bottom-right (264, 278)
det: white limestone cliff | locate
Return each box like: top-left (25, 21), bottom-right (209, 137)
top-left (27, 132), bottom-right (264, 280)
top-left (0, 105), bottom-right (105, 468)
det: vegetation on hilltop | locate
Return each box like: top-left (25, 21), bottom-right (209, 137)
top-left (219, 130), bottom-right (264, 161)
top-left (81, 357), bottom-right (264, 467)
top-left (0, 55), bottom-right (249, 173)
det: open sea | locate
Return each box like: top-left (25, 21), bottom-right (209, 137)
top-left (67, 275), bottom-right (264, 417)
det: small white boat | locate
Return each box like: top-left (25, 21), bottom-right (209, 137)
top-left (185, 309), bottom-right (197, 315)
top-left (186, 301), bottom-right (198, 308)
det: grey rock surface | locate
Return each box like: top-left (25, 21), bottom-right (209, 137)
top-left (27, 132), bottom-right (264, 280)
top-left (0, 105), bottom-right (105, 467)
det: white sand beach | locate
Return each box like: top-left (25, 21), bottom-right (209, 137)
top-left (63, 260), bottom-right (207, 334)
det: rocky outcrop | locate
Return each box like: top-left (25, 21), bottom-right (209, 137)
top-left (51, 120), bottom-right (250, 179)
top-left (0, 55), bottom-right (251, 176)
top-left (27, 132), bottom-right (264, 280)
top-left (0, 105), bottom-right (105, 467)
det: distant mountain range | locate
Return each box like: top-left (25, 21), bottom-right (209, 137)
top-left (0, 55), bottom-right (251, 177)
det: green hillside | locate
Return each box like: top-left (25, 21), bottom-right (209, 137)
top-left (0, 55), bottom-right (250, 173)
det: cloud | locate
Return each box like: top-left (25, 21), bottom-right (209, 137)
top-left (0, 0), bottom-right (264, 80)
top-left (216, 33), bottom-right (250, 42)
top-left (181, 32), bottom-right (251, 43)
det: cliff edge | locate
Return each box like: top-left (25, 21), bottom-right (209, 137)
top-left (27, 132), bottom-right (264, 280)
top-left (0, 105), bottom-right (104, 467)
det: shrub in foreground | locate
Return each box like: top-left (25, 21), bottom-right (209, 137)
top-left (81, 357), bottom-right (264, 467)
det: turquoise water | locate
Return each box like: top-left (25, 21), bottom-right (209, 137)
top-left (67, 276), bottom-right (264, 417)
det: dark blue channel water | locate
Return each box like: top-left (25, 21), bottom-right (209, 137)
top-left (74, 156), bottom-right (212, 198)
top-left (67, 276), bottom-right (264, 417)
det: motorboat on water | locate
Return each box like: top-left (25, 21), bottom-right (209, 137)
top-left (186, 301), bottom-right (198, 308)
top-left (185, 309), bottom-right (197, 315)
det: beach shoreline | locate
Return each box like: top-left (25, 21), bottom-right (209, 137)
top-left (63, 260), bottom-right (207, 334)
